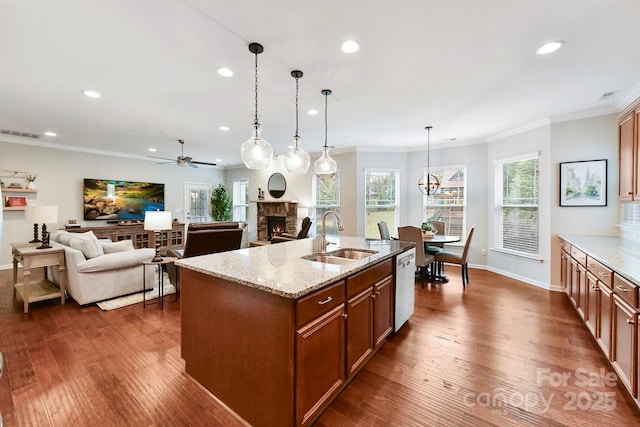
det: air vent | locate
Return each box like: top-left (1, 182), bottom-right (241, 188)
top-left (600, 91), bottom-right (617, 101)
top-left (0, 129), bottom-right (41, 139)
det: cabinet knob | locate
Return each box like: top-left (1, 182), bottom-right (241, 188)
top-left (616, 285), bottom-right (629, 292)
top-left (343, 313), bottom-right (348, 319)
top-left (317, 296), bottom-right (333, 305)
top-left (627, 319), bottom-right (634, 325)
top-left (599, 272), bottom-right (609, 278)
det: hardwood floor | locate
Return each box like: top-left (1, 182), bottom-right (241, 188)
top-left (1, 267), bottom-right (639, 426)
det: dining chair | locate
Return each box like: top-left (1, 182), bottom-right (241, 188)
top-left (377, 221), bottom-right (392, 240)
top-left (426, 220), bottom-right (446, 274)
top-left (434, 226), bottom-right (475, 288)
top-left (398, 225), bottom-right (434, 288)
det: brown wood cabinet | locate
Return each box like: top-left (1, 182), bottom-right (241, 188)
top-left (181, 254), bottom-right (402, 427)
top-left (67, 222), bottom-right (184, 252)
top-left (618, 99), bottom-right (640, 201)
top-left (560, 239), bottom-right (570, 292)
top-left (560, 238), bottom-right (640, 410)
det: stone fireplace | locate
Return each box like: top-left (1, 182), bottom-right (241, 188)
top-left (255, 201), bottom-right (298, 241)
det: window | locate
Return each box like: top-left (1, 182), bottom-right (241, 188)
top-left (423, 165), bottom-right (466, 240)
top-left (494, 153), bottom-right (539, 256)
top-left (365, 170), bottom-right (400, 239)
top-left (313, 173), bottom-right (340, 236)
top-left (232, 180), bottom-right (249, 222)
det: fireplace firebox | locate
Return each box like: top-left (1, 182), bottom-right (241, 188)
top-left (267, 216), bottom-right (287, 240)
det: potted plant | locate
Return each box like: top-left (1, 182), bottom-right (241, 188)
top-left (210, 183), bottom-right (232, 221)
top-left (421, 222), bottom-right (435, 237)
top-left (25, 172), bottom-right (38, 189)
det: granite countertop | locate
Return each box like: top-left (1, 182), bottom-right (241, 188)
top-left (175, 236), bottom-right (414, 298)
top-left (559, 234), bottom-right (640, 284)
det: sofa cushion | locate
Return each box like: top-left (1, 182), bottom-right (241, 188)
top-left (76, 248), bottom-right (154, 273)
top-left (101, 240), bottom-right (134, 254)
top-left (67, 231), bottom-right (104, 259)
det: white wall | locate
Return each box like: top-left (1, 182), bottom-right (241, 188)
top-left (548, 114), bottom-right (619, 288)
top-left (0, 140), bottom-right (224, 267)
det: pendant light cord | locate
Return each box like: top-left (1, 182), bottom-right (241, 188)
top-left (324, 91), bottom-right (328, 151)
top-left (254, 51), bottom-right (259, 125)
top-left (426, 126), bottom-right (431, 174)
top-left (294, 76), bottom-right (299, 139)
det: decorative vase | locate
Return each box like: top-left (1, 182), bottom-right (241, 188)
top-left (422, 231), bottom-right (434, 238)
top-left (26, 181), bottom-right (36, 190)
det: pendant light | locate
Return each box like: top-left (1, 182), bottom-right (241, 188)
top-left (313, 89), bottom-right (337, 176)
top-left (284, 70), bottom-right (310, 174)
top-left (240, 43), bottom-right (273, 169)
top-left (418, 126), bottom-right (440, 195)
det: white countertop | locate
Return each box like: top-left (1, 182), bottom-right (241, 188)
top-left (175, 236), bottom-right (414, 298)
top-left (559, 234), bottom-right (640, 284)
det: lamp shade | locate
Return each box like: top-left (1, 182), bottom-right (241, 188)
top-left (144, 211), bottom-right (172, 231)
top-left (25, 205), bottom-right (58, 223)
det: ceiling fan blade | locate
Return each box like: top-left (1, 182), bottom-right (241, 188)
top-left (148, 155), bottom-right (175, 161)
top-left (191, 160), bottom-right (217, 166)
top-left (186, 161), bottom-right (198, 168)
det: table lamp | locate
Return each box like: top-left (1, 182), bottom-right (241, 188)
top-left (26, 205), bottom-right (58, 249)
top-left (144, 210), bottom-right (172, 262)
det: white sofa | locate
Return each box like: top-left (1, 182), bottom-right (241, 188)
top-left (50, 230), bottom-right (155, 305)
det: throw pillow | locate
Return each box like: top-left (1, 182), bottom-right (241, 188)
top-left (68, 231), bottom-right (105, 259)
top-left (101, 240), bottom-right (134, 254)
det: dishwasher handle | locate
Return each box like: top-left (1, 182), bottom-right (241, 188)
top-left (398, 252), bottom-right (415, 268)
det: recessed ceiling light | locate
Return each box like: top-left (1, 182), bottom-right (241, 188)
top-left (536, 40), bottom-right (565, 55)
top-left (215, 158), bottom-right (222, 162)
top-left (220, 126), bottom-right (230, 131)
top-left (83, 90), bottom-right (101, 98)
top-left (341, 40), bottom-right (359, 53)
top-left (44, 131), bottom-right (57, 137)
top-left (307, 109), bottom-right (319, 116)
top-left (148, 148), bottom-right (157, 152)
top-left (217, 67), bottom-right (233, 77)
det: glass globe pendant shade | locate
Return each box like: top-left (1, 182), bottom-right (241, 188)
top-left (284, 136), bottom-right (310, 174)
top-left (314, 149), bottom-right (337, 177)
top-left (241, 123), bottom-right (273, 169)
top-left (418, 173), bottom-right (440, 195)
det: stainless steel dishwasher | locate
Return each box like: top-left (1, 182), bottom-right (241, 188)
top-left (395, 248), bottom-right (415, 331)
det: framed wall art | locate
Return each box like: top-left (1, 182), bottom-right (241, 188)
top-left (559, 159), bottom-right (607, 207)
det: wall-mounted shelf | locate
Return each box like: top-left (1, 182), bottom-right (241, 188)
top-left (2, 188), bottom-right (38, 193)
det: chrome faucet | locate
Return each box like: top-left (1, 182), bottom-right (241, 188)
top-left (320, 210), bottom-right (344, 253)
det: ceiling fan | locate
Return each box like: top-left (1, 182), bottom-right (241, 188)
top-left (149, 139), bottom-right (216, 168)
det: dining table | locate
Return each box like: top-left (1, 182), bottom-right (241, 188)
top-left (423, 234), bottom-right (461, 283)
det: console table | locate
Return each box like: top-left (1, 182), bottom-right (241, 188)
top-left (67, 222), bottom-right (184, 253)
top-left (12, 242), bottom-right (66, 313)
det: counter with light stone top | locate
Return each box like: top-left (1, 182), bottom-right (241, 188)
top-left (558, 234), bottom-right (640, 284)
top-left (175, 235), bottom-right (414, 298)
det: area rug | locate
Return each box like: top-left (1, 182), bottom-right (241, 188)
top-left (96, 271), bottom-right (176, 311)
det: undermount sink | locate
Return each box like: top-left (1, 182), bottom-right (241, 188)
top-left (302, 248), bottom-right (379, 265)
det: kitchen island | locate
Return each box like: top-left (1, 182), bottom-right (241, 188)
top-left (176, 236), bottom-right (414, 427)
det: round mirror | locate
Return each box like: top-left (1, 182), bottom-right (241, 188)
top-left (268, 173), bottom-right (286, 198)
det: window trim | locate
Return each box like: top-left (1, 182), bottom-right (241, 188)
top-left (423, 163), bottom-right (467, 244)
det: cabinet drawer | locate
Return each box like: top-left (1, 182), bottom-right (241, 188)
top-left (347, 258), bottom-right (393, 297)
top-left (559, 239), bottom-right (571, 254)
top-left (296, 280), bottom-right (345, 328)
top-left (586, 256), bottom-right (613, 288)
top-left (571, 247), bottom-right (587, 265)
top-left (613, 274), bottom-right (638, 309)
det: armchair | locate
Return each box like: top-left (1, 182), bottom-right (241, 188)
top-left (271, 217), bottom-right (312, 243)
top-left (166, 221), bottom-right (245, 285)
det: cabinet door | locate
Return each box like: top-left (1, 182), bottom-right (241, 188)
top-left (619, 111), bottom-right (635, 201)
top-left (373, 276), bottom-right (394, 349)
top-left (569, 258), bottom-right (579, 307)
top-left (346, 287), bottom-right (374, 377)
top-left (612, 295), bottom-right (637, 397)
top-left (585, 271), bottom-right (599, 337)
top-left (577, 263), bottom-right (587, 318)
top-left (296, 305), bottom-right (346, 426)
top-left (560, 250), bottom-right (569, 291)
top-left (598, 283), bottom-right (613, 359)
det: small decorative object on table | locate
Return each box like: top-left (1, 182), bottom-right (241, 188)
top-left (421, 222), bottom-right (436, 238)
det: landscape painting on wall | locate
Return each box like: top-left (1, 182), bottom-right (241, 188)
top-left (559, 159), bottom-right (607, 207)
top-left (83, 179), bottom-right (165, 220)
